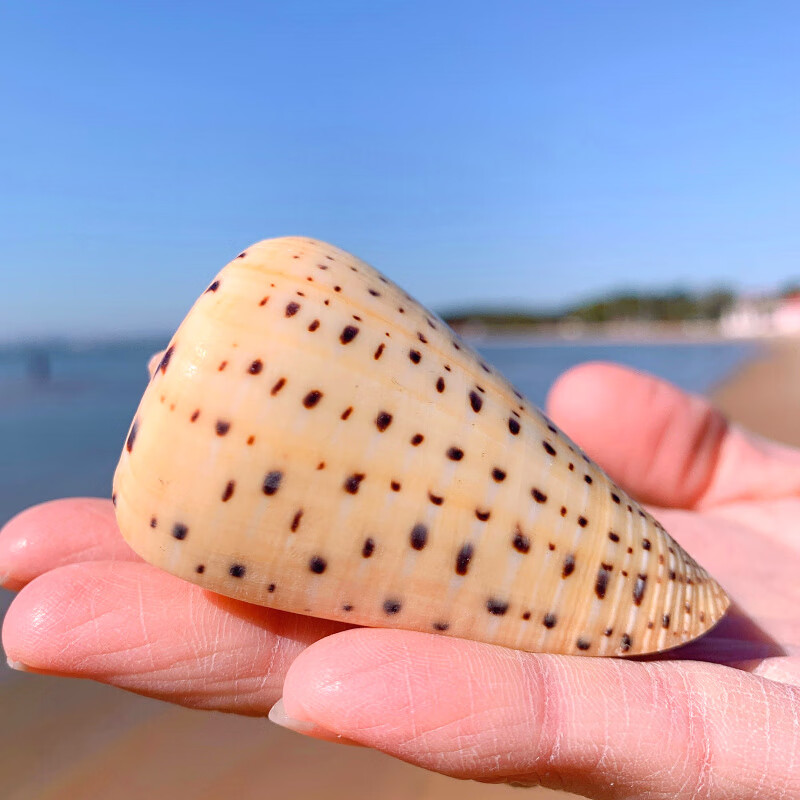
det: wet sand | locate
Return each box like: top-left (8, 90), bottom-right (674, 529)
top-left (2, 337), bottom-right (795, 800)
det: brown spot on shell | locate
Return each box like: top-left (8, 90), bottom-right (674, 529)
top-left (303, 390), bottom-right (323, 408)
top-left (633, 574), bottom-right (648, 605)
top-left (376, 411), bottom-right (393, 431)
top-left (410, 524), bottom-right (428, 550)
top-left (309, 556), bottom-right (327, 574)
top-left (486, 598), bottom-right (509, 615)
top-left (344, 473), bottom-right (365, 494)
top-left (126, 420), bottom-right (139, 453)
top-left (158, 345), bottom-right (175, 375)
top-left (263, 471), bottom-right (283, 495)
top-left (512, 529), bottom-right (530, 553)
top-left (455, 543), bottom-right (474, 575)
top-left (340, 325), bottom-right (359, 344)
top-left (562, 554), bottom-right (576, 578)
top-left (595, 568), bottom-right (610, 599)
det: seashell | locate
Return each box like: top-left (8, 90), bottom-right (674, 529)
top-left (112, 237), bottom-right (729, 656)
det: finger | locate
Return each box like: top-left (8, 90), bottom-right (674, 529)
top-left (0, 499), bottom-right (140, 591)
top-left (546, 362), bottom-right (800, 509)
top-left (2, 560), bottom-right (346, 714)
top-left (279, 629), bottom-right (800, 799)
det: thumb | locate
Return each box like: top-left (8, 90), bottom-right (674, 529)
top-left (277, 629), bottom-right (800, 799)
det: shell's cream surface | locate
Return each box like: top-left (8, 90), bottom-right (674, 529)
top-left (113, 237), bottom-right (729, 656)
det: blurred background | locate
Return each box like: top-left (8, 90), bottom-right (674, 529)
top-left (1, 2), bottom-right (798, 798)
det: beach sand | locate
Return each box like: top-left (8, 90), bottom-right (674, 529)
top-left (2, 338), bottom-right (794, 800)
top-left (711, 337), bottom-right (800, 447)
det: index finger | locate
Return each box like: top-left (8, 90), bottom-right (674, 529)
top-left (0, 498), bottom-right (140, 591)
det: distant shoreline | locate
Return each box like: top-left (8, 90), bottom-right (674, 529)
top-left (449, 317), bottom-right (771, 345)
top-left (460, 322), bottom-right (784, 348)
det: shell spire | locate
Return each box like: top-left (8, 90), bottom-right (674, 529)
top-left (113, 237), bottom-right (729, 656)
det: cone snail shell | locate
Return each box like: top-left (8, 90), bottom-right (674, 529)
top-left (112, 237), bottom-right (730, 657)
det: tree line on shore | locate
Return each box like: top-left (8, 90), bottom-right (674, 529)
top-left (443, 288), bottom-right (739, 330)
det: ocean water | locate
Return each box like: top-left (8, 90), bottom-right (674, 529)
top-left (0, 337), bottom-right (755, 529)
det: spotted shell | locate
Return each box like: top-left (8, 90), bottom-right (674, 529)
top-left (112, 237), bottom-right (729, 657)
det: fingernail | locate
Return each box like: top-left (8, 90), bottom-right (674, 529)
top-left (268, 698), bottom-right (363, 747)
top-left (6, 658), bottom-right (30, 672)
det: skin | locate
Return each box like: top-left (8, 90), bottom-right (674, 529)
top-left (1, 362), bottom-right (799, 798)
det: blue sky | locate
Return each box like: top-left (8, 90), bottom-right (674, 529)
top-left (1, 1), bottom-right (798, 340)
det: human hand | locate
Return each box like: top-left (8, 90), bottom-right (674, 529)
top-left (2, 364), bottom-right (799, 798)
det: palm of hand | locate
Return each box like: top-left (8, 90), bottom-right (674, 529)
top-left (1, 362), bottom-right (799, 800)
top-left (658, 497), bottom-right (799, 675)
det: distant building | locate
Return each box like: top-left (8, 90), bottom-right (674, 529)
top-left (720, 294), bottom-right (800, 337)
top-left (772, 293), bottom-right (800, 334)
